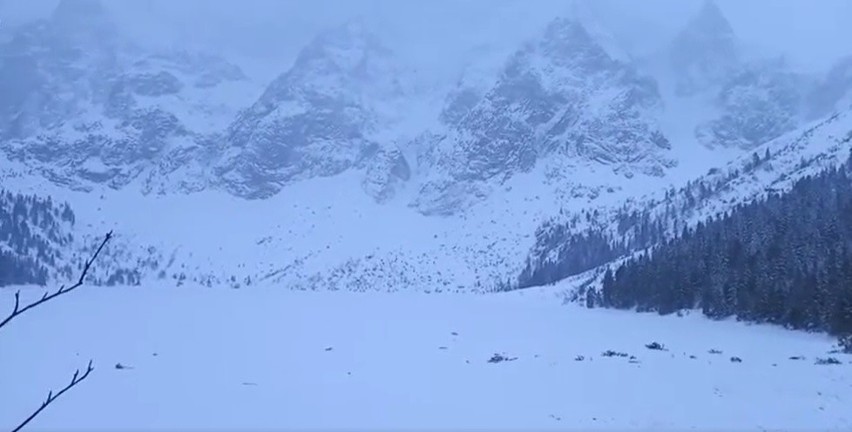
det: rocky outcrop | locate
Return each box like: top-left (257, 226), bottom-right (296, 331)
top-left (215, 21), bottom-right (411, 199)
top-left (696, 60), bottom-right (807, 150)
top-left (362, 145), bottom-right (411, 203)
top-left (666, 1), bottom-right (809, 151)
top-left (0, 0), bottom-right (250, 193)
top-left (415, 17), bottom-right (674, 214)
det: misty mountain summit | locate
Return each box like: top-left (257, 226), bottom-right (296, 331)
top-left (670, 0), bottom-right (741, 96)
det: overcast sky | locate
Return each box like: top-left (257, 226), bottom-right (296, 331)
top-left (1, 0), bottom-right (850, 74)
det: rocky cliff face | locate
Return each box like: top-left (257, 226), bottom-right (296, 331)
top-left (214, 21), bottom-right (416, 200)
top-left (414, 17), bottom-right (674, 215)
top-left (0, 0), bottom-right (253, 194)
top-left (3, 0), bottom-right (844, 217)
top-left (696, 59), bottom-right (808, 150)
top-left (664, 0), bottom-right (810, 151)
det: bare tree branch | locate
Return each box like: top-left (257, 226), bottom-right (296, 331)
top-left (0, 231), bottom-right (113, 331)
top-left (10, 360), bottom-right (95, 432)
top-left (2, 231), bottom-right (112, 431)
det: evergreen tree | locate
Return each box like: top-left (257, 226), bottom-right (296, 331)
top-left (0, 189), bottom-right (76, 287)
top-left (602, 155), bottom-right (852, 336)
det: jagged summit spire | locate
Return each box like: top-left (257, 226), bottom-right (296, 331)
top-left (688, 0), bottom-right (736, 40)
top-left (548, 0), bottom-right (631, 63)
top-left (669, 0), bottom-right (740, 95)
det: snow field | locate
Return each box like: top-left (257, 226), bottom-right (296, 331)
top-left (1, 284), bottom-right (850, 431)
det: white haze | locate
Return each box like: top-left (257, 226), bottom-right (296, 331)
top-left (1, 0), bottom-right (851, 76)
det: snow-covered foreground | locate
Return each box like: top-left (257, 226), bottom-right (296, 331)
top-left (1, 286), bottom-right (851, 431)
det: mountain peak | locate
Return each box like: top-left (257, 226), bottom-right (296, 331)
top-left (564, 1), bottom-right (632, 63)
top-left (50, 0), bottom-right (115, 39)
top-left (690, 0), bottom-right (735, 38)
top-left (290, 19), bottom-right (394, 77)
top-left (677, 0), bottom-right (738, 53)
top-left (534, 4), bottom-right (633, 69)
top-left (542, 17), bottom-right (593, 48)
top-left (669, 0), bottom-right (740, 95)
top-left (531, 17), bottom-right (619, 76)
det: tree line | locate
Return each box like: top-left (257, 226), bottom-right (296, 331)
top-left (0, 189), bottom-right (75, 286)
top-left (517, 147), bottom-right (783, 289)
top-left (600, 150), bottom-right (852, 337)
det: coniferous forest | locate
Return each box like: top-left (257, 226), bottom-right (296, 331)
top-left (0, 189), bottom-right (75, 287)
top-left (518, 150), bottom-right (775, 290)
top-left (601, 152), bottom-right (852, 337)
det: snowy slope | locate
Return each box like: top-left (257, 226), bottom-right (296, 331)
top-left (522, 105), bottom-right (852, 291)
top-left (1, 285), bottom-right (850, 430)
top-left (2, 140), bottom-right (683, 294)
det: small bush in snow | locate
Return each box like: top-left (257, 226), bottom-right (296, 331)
top-left (708, 349), bottom-right (723, 355)
top-left (487, 353), bottom-right (517, 363)
top-left (730, 356), bottom-right (742, 363)
top-left (601, 350), bottom-right (629, 358)
top-left (815, 357), bottom-right (842, 365)
top-left (839, 335), bottom-right (852, 354)
top-left (645, 342), bottom-right (666, 351)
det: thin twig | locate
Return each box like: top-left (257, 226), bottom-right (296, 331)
top-left (0, 231), bottom-right (113, 331)
top-left (10, 360), bottom-right (95, 432)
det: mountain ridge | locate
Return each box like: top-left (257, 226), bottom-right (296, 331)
top-left (2, 0), bottom-right (852, 294)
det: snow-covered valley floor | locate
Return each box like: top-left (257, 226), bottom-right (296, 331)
top-left (1, 285), bottom-right (851, 431)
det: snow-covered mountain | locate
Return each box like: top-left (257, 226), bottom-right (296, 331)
top-left (414, 17), bottom-right (674, 215)
top-left (695, 58), bottom-right (809, 150)
top-left (215, 20), bottom-right (431, 201)
top-left (437, 45), bottom-right (506, 127)
top-left (2, 0), bottom-right (852, 297)
top-left (0, 0), bottom-right (258, 195)
top-left (5, 4), bottom-right (852, 431)
top-left (653, 0), bottom-right (813, 152)
top-left (669, 0), bottom-right (740, 96)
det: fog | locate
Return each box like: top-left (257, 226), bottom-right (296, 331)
top-left (1, 0), bottom-right (850, 74)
